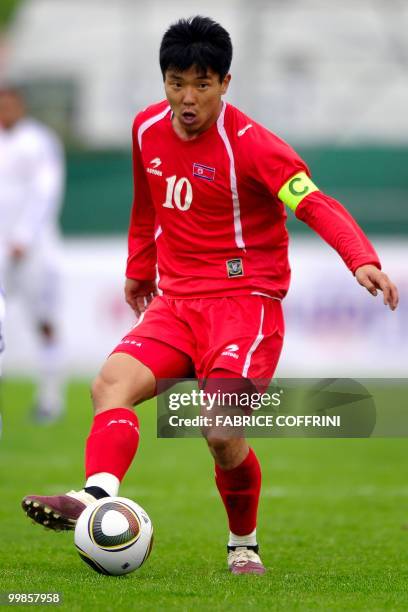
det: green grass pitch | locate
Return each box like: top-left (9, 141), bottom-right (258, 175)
top-left (1, 379), bottom-right (408, 611)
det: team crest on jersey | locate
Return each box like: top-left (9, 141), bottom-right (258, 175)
top-left (193, 163), bottom-right (215, 181)
top-left (226, 258), bottom-right (244, 278)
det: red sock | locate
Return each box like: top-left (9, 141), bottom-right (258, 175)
top-left (215, 448), bottom-right (261, 536)
top-left (85, 408), bottom-right (139, 481)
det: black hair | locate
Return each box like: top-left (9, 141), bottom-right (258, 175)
top-left (159, 16), bottom-right (233, 81)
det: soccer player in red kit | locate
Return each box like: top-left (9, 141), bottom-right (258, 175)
top-left (22, 17), bottom-right (399, 574)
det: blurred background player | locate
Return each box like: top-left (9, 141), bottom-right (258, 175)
top-left (0, 284), bottom-right (4, 439)
top-left (0, 86), bottom-right (66, 422)
top-left (21, 16), bottom-right (399, 576)
top-left (0, 283), bottom-right (5, 374)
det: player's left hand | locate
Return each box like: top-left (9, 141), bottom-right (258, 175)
top-left (355, 264), bottom-right (399, 311)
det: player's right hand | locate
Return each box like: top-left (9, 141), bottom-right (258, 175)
top-left (125, 278), bottom-right (158, 316)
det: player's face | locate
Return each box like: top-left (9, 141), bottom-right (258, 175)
top-left (0, 93), bottom-right (25, 129)
top-left (164, 66), bottom-right (231, 139)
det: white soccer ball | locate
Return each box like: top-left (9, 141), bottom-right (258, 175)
top-left (74, 497), bottom-right (153, 576)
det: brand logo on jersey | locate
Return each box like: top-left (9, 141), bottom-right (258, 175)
top-left (237, 124), bottom-right (253, 137)
top-left (193, 163), bottom-right (215, 181)
top-left (222, 344), bottom-right (240, 359)
top-left (147, 158), bottom-right (163, 176)
top-left (226, 258), bottom-right (244, 278)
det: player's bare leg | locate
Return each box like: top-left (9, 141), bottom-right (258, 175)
top-left (22, 353), bottom-right (155, 530)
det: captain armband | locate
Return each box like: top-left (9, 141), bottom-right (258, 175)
top-left (277, 172), bottom-right (319, 211)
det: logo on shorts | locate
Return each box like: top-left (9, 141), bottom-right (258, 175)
top-left (226, 258), bottom-right (244, 278)
top-left (222, 344), bottom-right (240, 359)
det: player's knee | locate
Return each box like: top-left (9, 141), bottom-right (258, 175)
top-left (90, 369), bottom-right (125, 412)
top-left (205, 435), bottom-right (231, 456)
top-left (90, 374), bottom-right (105, 407)
top-left (91, 364), bottom-right (152, 414)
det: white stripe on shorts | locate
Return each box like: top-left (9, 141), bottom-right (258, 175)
top-left (251, 291), bottom-right (281, 301)
top-left (132, 310), bottom-right (146, 329)
top-left (242, 304), bottom-right (265, 378)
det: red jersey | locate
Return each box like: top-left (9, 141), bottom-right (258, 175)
top-left (126, 100), bottom-right (380, 299)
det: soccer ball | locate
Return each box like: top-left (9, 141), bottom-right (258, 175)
top-left (74, 497), bottom-right (153, 576)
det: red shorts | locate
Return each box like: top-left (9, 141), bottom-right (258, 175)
top-left (112, 295), bottom-right (284, 384)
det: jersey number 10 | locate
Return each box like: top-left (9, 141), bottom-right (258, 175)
top-left (162, 175), bottom-right (193, 211)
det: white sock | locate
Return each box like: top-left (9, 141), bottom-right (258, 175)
top-left (228, 528), bottom-right (257, 548)
top-left (36, 340), bottom-right (65, 416)
top-left (85, 473), bottom-right (120, 497)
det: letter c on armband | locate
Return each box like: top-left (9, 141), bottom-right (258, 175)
top-left (278, 171), bottom-right (319, 211)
